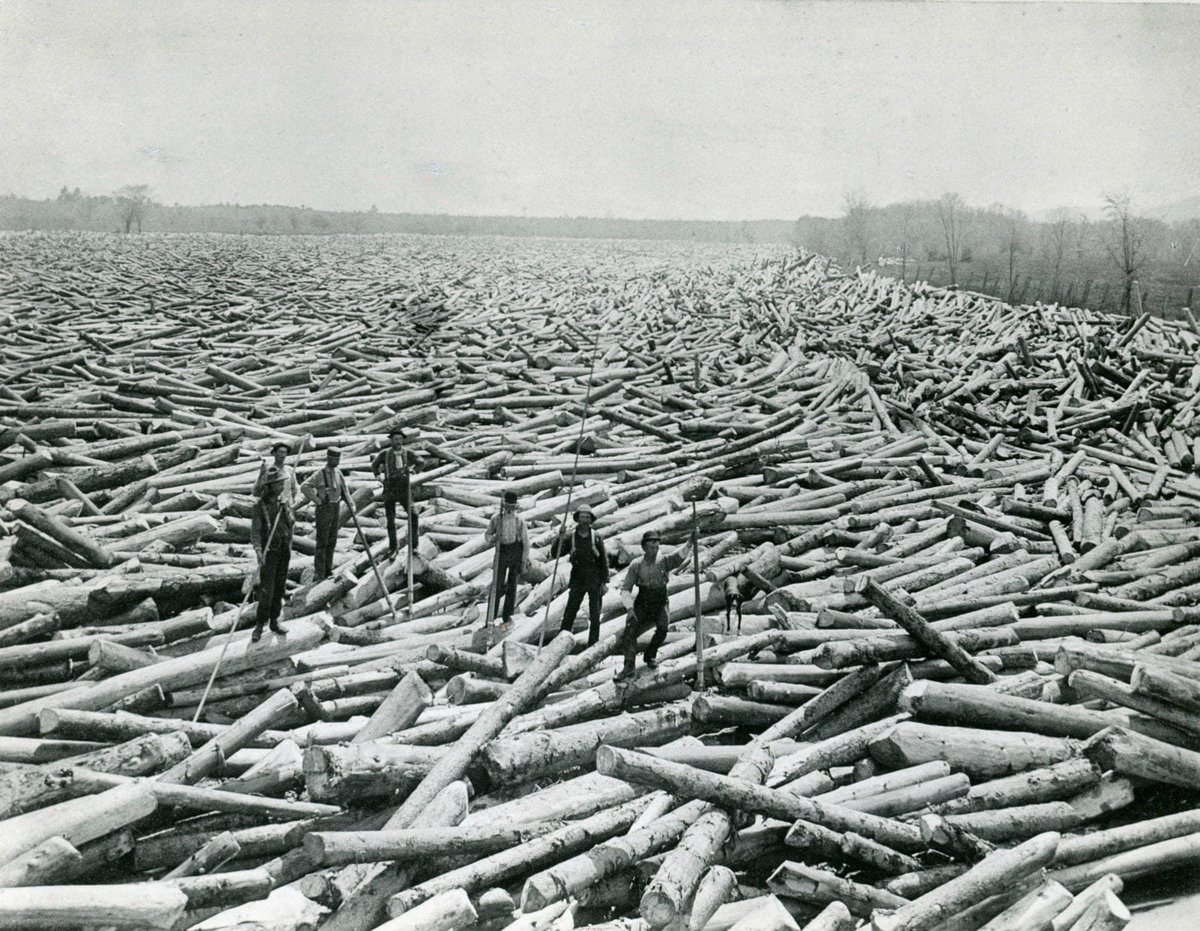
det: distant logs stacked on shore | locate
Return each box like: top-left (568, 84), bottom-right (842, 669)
top-left (1, 231), bottom-right (1199, 930)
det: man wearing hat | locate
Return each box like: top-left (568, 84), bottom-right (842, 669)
top-left (616, 528), bottom-right (686, 680)
top-left (300, 447), bottom-right (348, 581)
top-left (552, 504), bottom-right (609, 646)
top-left (250, 465), bottom-right (295, 641)
top-left (371, 428), bottom-right (420, 557)
top-left (484, 490), bottom-right (530, 625)
top-left (253, 441), bottom-right (297, 504)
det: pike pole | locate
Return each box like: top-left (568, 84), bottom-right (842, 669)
top-left (342, 482), bottom-right (400, 624)
top-left (405, 465), bottom-right (416, 620)
top-left (692, 499), bottom-right (704, 691)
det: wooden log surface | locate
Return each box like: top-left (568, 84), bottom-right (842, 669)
top-left (4, 233), bottom-right (1197, 928)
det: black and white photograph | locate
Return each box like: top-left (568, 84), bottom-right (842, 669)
top-left (0, 1), bottom-right (1198, 929)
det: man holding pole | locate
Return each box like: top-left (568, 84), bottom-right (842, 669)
top-left (484, 490), bottom-right (530, 626)
top-left (300, 447), bottom-right (348, 581)
top-left (552, 504), bottom-right (609, 646)
top-left (616, 529), bottom-right (686, 681)
top-left (250, 466), bottom-right (294, 642)
top-left (371, 428), bottom-right (420, 558)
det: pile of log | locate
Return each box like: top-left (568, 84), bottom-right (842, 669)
top-left (1, 230), bottom-right (1200, 930)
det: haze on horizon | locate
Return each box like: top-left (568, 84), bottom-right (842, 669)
top-left (2, 0), bottom-right (1196, 222)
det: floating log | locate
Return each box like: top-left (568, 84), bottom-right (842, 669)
top-left (6, 233), bottom-right (1196, 928)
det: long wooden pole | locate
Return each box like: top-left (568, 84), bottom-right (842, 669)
top-left (191, 506), bottom-right (283, 723)
top-left (342, 482), bottom-right (400, 624)
top-left (538, 326), bottom-right (601, 648)
top-left (692, 500), bottom-right (704, 691)
top-left (484, 542), bottom-right (502, 629)
top-left (405, 451), bottom-right (415, 620)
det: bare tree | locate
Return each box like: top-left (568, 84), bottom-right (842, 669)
top-left (1000, 208), bottom-right (1026, 300)
top-left (897, 202), bottom-right (917, 280)
top-left (936, 193), bottom-right (966, 285)
top-left (1101, 192), bottom-right (1146, 314)
top-left (1042, 208), bottom-right (1071, 297)
top-left (842, 192), bottom-right (873, 269)
top-left (115, 184), bottom-right (153, 233)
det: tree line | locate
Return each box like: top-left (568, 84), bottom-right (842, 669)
top-left (0, 187), bottom-right (795, 244)
top-left (4, 185), bottom-right (1196, 316)
top-left (797, 192), bottom-right (1200, 315)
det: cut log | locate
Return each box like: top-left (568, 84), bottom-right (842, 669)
top-left (351, 671), bottom-right (432, 743)
top-left (373, 889), bottom-right (477, 931)
top-left (870, 832), bottom-right (1061, 931)
top-left (0, 883), bottom-right (188, 929)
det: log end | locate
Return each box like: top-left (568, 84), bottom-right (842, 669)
top-left (519, 873), bottom-right (564, 914)
top-left (639, 887), bottom-right (681, 929)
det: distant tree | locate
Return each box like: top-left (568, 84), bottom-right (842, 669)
top-left (1042, 208), bottom-right (1071, 296)
top-left (1101, 192), bottom-right (1146, 314)
top-left (1000, 208), bottom-right (1026, 300)
top-left (842, 192), bottom-right (873, 268)
top-left (936, 193), bottom-right (967, 285)
top-left (115, 184), bottom-right (153, 233)
top-left (897, 202), bottom-right (916, 279)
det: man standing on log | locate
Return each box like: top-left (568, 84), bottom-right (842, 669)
top-left (552, 504), bottom-right (609, 646)
top-left (371, 428), bottom-right (419, 558)
top-left (300, 447), bottom-right (348, 581)
top-left (616, 529), bottom-right (686, 681)
top-left (252, 441), bottom-right (297, 504)
top-left (484, 490), bottom-right (529, 626)
top-left (250, 466), bottom-right (294, 642)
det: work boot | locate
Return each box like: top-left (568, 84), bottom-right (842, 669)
top-left (269, 618), bottom-right (285, 635)
top-left (614, 659), bottom-right (637, 683)
top-left (250, 623), bottom-right (265, 643)
top-left (644, 656), bottom-right (658, 670)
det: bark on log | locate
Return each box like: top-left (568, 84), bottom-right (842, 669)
top-left (597, 745), bottom-right (922, 851)
top-left (870, 832), bottom-right (1061, 931)
top-left (0, 883), bottom-right (188, 929)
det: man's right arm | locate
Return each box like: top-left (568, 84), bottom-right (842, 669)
top-left (299, 471), bottom-right (320, 504)
top-left (620, 559), bottom-right (639, 610)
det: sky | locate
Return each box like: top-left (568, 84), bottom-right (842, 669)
top-left (1, 0), bottom-right (1197, 220)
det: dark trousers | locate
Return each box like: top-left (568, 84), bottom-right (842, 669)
top-left (620, 588), bottom-right (670, 669)
top-left (383, 499), bottom-right (418, 552)
top-left (314, 503), bottom-right (340, 580)
top-left (561, 584), bottom-right (604, 645)
top-left (493, 542), bottom-right (524, 622)
top-left (255, 546), bottom-right (291, 630)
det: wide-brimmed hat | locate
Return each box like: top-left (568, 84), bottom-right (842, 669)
top-left (641, 530), bottom-right (661, 543)
top-left (271, 441), bottom-right (291, 454)
top-left (575, 504), bottom-right (594, 520)
top-left (503, 490), bottom-right (519, 505)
